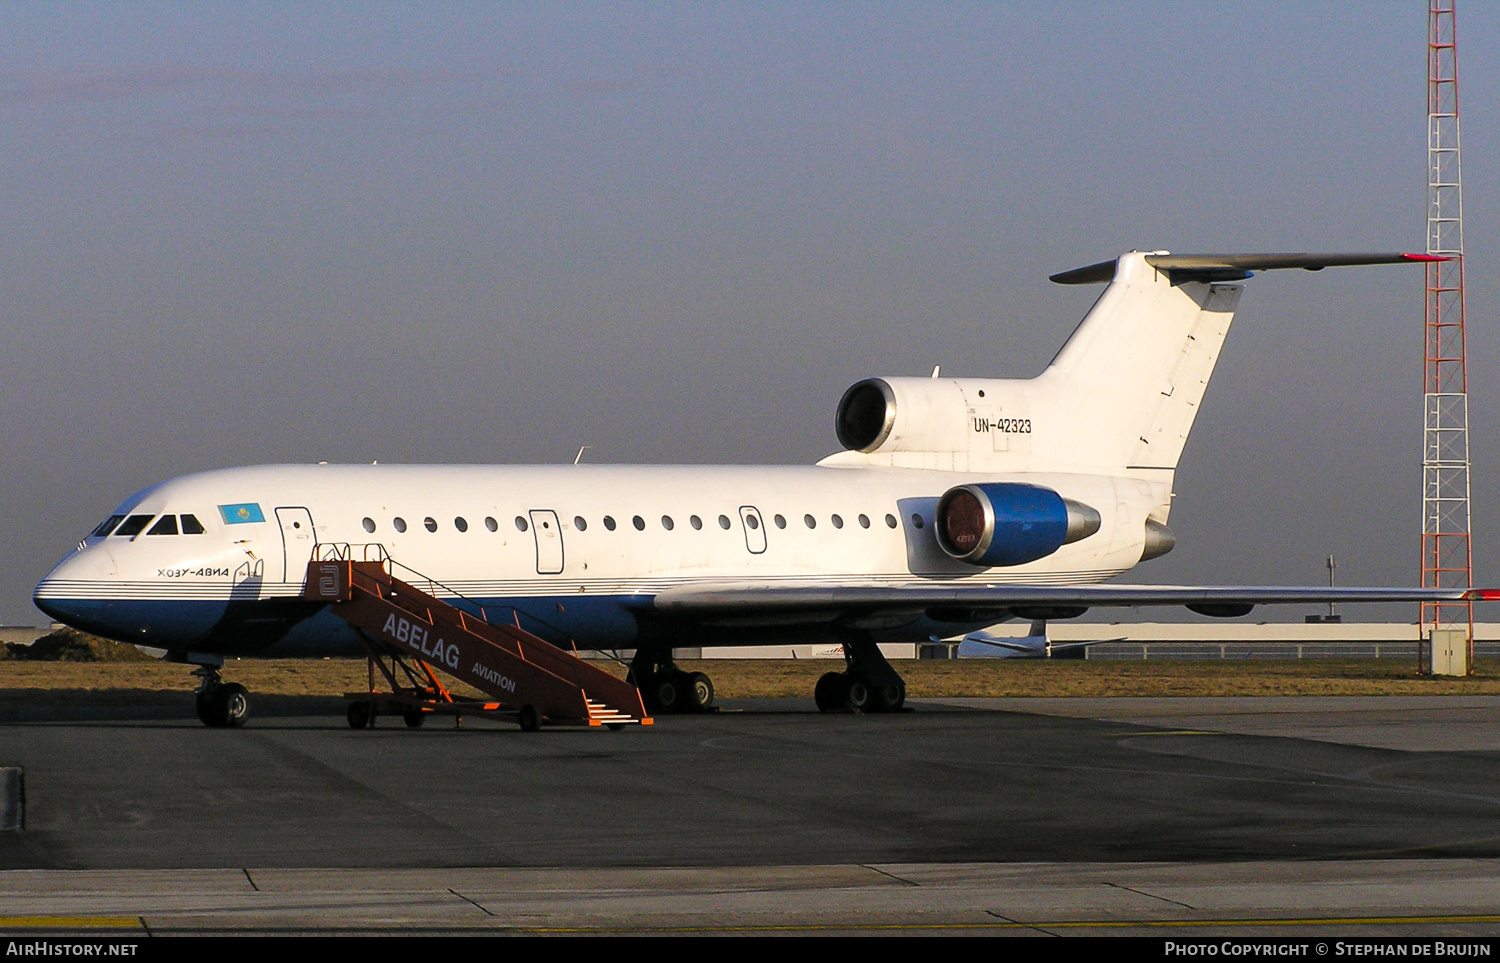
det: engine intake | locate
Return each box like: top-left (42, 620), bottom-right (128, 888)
top-left (935, 483), bottom-right (1101, 567)
top-left (835, 379), bottom-right (898, 452)
top-left (833, 376), bottom-right (972, 455)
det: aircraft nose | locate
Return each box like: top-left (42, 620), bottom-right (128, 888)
top-left (33, 546), bottom-right (119, 629)
top-left (34, 544), bottom-right (226, 647)
top-left (39, 544), bottom-right (118, 584)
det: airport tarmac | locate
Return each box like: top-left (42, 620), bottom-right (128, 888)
top-left (1, 696), bottom-right (1498, 935)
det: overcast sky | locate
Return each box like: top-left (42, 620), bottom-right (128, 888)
top-left (2, 2), bottom-right (1497, 625)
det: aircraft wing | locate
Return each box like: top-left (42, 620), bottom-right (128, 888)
top-left (953, 636), bottom-right (1044, 655)
top-left (650, 581), bottom-right (1491, 625)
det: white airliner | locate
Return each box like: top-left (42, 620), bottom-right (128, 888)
top-left (35, 251), bottom-right (1482, 725)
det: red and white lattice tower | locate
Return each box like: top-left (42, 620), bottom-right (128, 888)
top-left (1419, 0), bottom-right (1474, 671)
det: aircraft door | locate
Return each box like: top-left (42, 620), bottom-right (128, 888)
top-left (274, 507), bottom-right (317, 584)
top-left (739, 506), bottom-right (767, 555)
top-left (529, 509), bottom-right (564, 575)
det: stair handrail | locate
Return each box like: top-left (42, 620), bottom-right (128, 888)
top-left (313, 542), bottom-right (583, 642)
top-left (310, 542), bottom-right (619, 698)
top-left (314, 542), bottom-right (390, 564)
top-left (342, 560), bottom-right (597, 698)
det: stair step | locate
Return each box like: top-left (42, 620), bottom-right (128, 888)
top-left (310, 557), bottom-right (651, 728)
top-left (586, 703), bottom-right (638, 722)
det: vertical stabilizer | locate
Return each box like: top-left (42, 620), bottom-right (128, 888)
top-left (1033, 252), bottom-right (1240, 474)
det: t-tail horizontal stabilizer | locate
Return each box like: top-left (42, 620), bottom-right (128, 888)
top-left (1050, 252), bottom-right (1445, 286)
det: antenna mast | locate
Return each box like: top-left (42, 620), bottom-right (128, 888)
top-left (1420, 0), bottom-right (1474, 672)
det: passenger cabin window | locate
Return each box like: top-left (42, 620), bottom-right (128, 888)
top-left (718, 515), bottom-right (731, 530)
top-left (603, 516), bottom-right (617, 531)
top-left (181, 514), bottom-right (205, 535)
top-left (632, 515), bottom-right (645, 531)
top-left (424, 517), bottom-right (438, 532)
top-left (661, 515), bottom-right (674, 531)
top-left (485, 517), bottom-right (498, 532)
top-left (454, 517), bottom-right (468, 532)
top-left (885, 514), bottom-right (898, 528)
top-left (774, 514), bottom-right (786, 529)
top-left (804, 514), bottom-right (816, 529)
top-left (113, 514), bottom-right (154, 538)
top-left (91, 515), bottom-right (126, 538)
top-left (393, 517), bottom-right (408, 533)
top-left (362, 517), bottom-right (376, 533)
top-left (831, 514), bottom-right (843, 529)
top-left (147, 515), bottom-right (178, 536)
top-left (515, 516), bottom-right (529, 532)
top-left (690, 515), bottom-right (703, 530)
top-left (858, 514), bottom-right (870, 529)
top-left (573, 516), bottom-right (587, 532)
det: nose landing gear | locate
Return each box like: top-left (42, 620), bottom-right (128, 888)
top-left (187, 658), bottom-right (250, 728)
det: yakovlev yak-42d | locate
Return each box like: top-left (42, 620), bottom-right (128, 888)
top-left (36, 251), bottom-right (1488, 727)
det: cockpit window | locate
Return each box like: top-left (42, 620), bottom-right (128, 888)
top-left (147, 515), bottom-right (179, 536)
top-left (180, 514), bottom-right (205, 535)
top-left (91, 515), bottom-right (126, 538)
top-left (113, 514), bottom-right (155, 538)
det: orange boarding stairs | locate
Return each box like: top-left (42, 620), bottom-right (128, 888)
top-left (304, 553), bottom-right (652, 731)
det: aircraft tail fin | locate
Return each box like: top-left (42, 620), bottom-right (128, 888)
top-left (1037, 251), bottom-right (1239, 473)
top-left (1035, 251), bottom-right (1435, 474)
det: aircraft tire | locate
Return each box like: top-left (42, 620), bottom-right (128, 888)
top-left (684, 672), bottom-right (714, 712)
top-left (842, 675), bottom-right (872, 713)
top-left (346, 701), bottom-right (372, 729)
top-left (195, 693), bottom-right (219, 727)
top-left (651, 675), bottom-right (683, 714)
top-left (403, 708), bottom-right (426, 729)
top-left (814, 672), bottom-right (842, 712)
top-left (212, 683), bottom-right (250, 729)
top-left (518, 704), bottom-right (541, 732)
top-left (873, 682), bottom-right (906, 713)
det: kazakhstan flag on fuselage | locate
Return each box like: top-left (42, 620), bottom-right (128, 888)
top-left (218, 503), bottom-right (265, 525)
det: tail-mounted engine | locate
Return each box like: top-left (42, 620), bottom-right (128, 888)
top-left (935, 482), bottom-right (1101, 567)
top-left (836, 377), bottom-right (970, 454)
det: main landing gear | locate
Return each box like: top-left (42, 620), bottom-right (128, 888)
top-left (814, 638), bottom-right (906, 714)
top-left (189, 659), bottom-right (251, 728)
top-left (627, 648), bottom-right (714, 714)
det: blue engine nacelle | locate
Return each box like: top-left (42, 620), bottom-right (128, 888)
top-left (934, 483), bottom-right (1101, 567)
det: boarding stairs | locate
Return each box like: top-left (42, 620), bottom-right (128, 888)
top-left (303, 547), bottom-right (651, 731)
